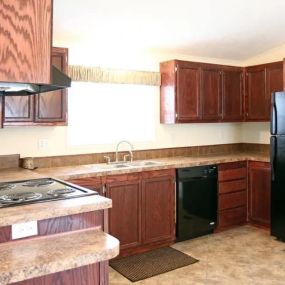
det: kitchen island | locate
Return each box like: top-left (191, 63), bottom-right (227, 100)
top-left (0, 168), bottom-right (119, 285)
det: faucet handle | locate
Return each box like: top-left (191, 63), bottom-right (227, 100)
top-left (123, 154), bottom-right (130, 162)
top-left (104, 156), bottom-right (111, 164)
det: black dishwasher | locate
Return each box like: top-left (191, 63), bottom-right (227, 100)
top-left (176, 165), bottom-right (217, 242)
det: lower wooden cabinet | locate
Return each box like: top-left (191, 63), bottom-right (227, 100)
top-left (105, 173), bottom-right (142, 251)
top-left (217, 161), bottom-right (247, 230)
top-left (106, 169), bottom-right (175, 257)
top-left (248, 161), bottom-right (271, 227)
top-left (141, 170), bottom-right (175, 245)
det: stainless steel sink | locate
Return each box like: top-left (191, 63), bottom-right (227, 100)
top-left (99, 162), bottom-right (131, 170)
top-left (128, 161), bottom-right (162, 167)
top-left (99, 160), bottom-right (162, 170)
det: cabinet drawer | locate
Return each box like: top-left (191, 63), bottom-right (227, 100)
top-left (219, 191), bottom-right (247, 211)
top-left (219, 179), bottom-right (246, 194)
top-left (218, 206), bottom-right (247, 228)
top-left (219, 168), bottom-right (247, 182)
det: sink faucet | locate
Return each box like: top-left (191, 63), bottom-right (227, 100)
top-left (115, 140), bottom-right (134, 162)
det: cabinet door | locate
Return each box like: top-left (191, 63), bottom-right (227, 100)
top-left (246, 67), bottom-right (266, 120)
top-left (248, 162), bottom-right (271, 226)
top-left (106, 175), bottom-right (141, 250)
top-left (0, 97), bottom-right (3, 128)
top-left (141, 170), bottom-right (175, 244)
top-left (222, 70), bottom-right (244, 121)
top-left (176, 66), bottom-right (201, 122)
top-left (4, 96), bottom-right (34, 123)
top-left (35, 47), bottom-right (68, 124)
top-left (265, 62), bottom-right (283, 120)
top-left (201, 68), bottom-right (222, 121)
top-left (0, 0), bottom-right (52, 84)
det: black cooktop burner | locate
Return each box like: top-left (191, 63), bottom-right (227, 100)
top-left (0, 192), bottom-right (42, 203)
top-left (22, 179), bottom-right (55, 187)
top-left (47, 188), bottom-right (76, 196)
top-left (0, 178), bottom-right (98, 208)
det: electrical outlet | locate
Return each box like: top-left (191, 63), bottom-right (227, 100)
top-left (12, 221), bottom-right (38, 240)
top-left (38, 138), bottom-right (49, 150)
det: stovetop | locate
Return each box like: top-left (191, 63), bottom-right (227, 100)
top-left (0, 178), bottom-right (98, 208)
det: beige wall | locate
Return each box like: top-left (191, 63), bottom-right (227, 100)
top-left (1, 44), bottom-right (283, 158)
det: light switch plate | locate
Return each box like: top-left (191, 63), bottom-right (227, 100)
top-left (12, 221), bottom-right (38, 240)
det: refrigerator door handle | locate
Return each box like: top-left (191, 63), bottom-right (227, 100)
top-left (271, 93), bottom-right (277, 135)
top-left (271, 136), bottom-right (276, 181)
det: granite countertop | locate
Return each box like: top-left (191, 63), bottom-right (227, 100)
top-left (0, 228), bottom-right (119, 285)
top-left (0, 152), bottom-right (269, 227)
top-left (0, 194), bottom-right (111, 227)
top-left (34, 152), bottom-right (270, 180)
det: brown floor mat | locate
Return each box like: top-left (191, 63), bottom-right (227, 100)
top-left (110, 247), bottom-right (198, 282)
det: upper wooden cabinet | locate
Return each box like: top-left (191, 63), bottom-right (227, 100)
top-left (201, 68), bottom-right (222, 121)
top-left (160, 60), bottom-right (244, 123)
top-left (0, 0), bottom-right (52, 84)
top-left (160, 61), bottom-right (201, 123)
top-left (35, 47), bottom-right (68, 123)
top-left (221, 69), bottom-right (244, 121)
top-left (245, 61), bottom-right (283, 121)
top-left (176, 65), bottom-right (201, 122)
top-left (161, 59), bottom-right (283, 123)
top-left (4, 47), bottom-right (68, 126)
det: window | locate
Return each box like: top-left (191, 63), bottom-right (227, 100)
top-left (68, 82), bottom-right (157, 145)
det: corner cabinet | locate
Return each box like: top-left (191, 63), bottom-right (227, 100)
top-left (160, 60), bottom-right (244, 123)
top-left (4, 47), bottom-right (68, 126)
top-left (245, 61), bottom-right (283, 121)
top-left (248, 161), bottom-right (271, 227)
top-left (106, 169), bottom-right (176, 257)
top-left (0, 0), bottom-right (52, 84)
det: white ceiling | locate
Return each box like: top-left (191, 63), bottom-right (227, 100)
top-left (53, 0), bottom-right (285, 61)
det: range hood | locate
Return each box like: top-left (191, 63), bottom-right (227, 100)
top-left (0, 66), bottom-right (71, 96)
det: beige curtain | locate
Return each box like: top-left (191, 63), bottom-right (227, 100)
top-left (68, 65), bottom-right (161, 86)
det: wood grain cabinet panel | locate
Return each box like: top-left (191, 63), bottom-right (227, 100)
top-left (245, 61), bottom-right (283, 121)
top-left (265, 62), bottom-right (283, 119)
top-left (105, 169), bottom-right (175, 257)
top-left (248, 161), bottom-right (271, 227)
top-left (106, 176), bottom-right (141, 251)
top-left (160, 60), bottom-right (244, 123)
top-left (218, 206), bottom-right (247, 229)
top-left (0, 0), bottom-right (52, 84)
top-left (0, 97), bottom-right (3, 128)
top-left (217, 162), bottom-right (247, 231)
top-left (246, 67), bottom-right (266, 120)
top-left (176, 66), bottom-right (201, 122)
top-left (4, 47), bottom-right (68, 126)
top-left (4, 96), bottom-right (34, 122)
top-left (221, 69), bottom-right (244, 121)
top-left (142, 171), bottom-right (175, 244)
top-left (35, 47), bottom-right (68, 123)
top-left (201, 68), bottom-right (222, 121)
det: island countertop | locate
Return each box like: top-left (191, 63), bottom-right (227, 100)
top-left (0, 229), bottom-right (119, 285)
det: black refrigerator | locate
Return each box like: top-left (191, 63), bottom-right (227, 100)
top-left (271, 91), bottom-right (285, 241)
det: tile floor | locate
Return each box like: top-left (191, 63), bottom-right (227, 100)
top-left (109, 225), bottom-right (285, 285)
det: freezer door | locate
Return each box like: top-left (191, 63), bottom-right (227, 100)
top-left (271, 92), bottom-right (285, 135)
top-left (271, 136), bottom-right (285, 240)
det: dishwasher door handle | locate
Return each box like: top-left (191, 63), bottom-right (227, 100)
top-left (183, 176), bottom-right (209, 181)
